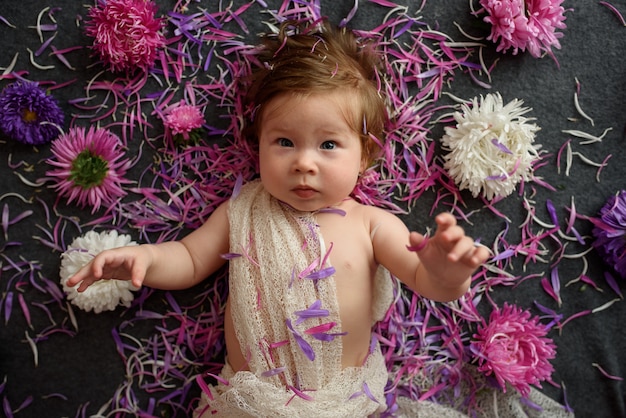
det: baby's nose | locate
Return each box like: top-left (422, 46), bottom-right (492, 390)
top-left (293, 150), bottom-right (318, 173)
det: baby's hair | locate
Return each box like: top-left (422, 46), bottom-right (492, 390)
top-left (244, 20), bottom-right (387, 168)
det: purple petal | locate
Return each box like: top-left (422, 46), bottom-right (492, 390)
top-left (304, 266), bottom-right (336, 280)
top-left (491, 138), bottom-right (513, 154)
top-left (294, 300), bottom-right (329, 325)
top-left (286, 319), bottom-right (315, 361)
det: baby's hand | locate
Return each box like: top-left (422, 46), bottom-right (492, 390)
top-left (409, 213), bottom-right (489, 283)
top-left (66, 245), bottom-right (152, 292)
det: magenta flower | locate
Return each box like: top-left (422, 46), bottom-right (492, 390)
top-left (45, 127), bottom-right (132, 213)
top-left (590, 190), bottom-right (626, 279)
top-left (85, 0), bottom-right (165, 73)
top-left (478, 0), bottom-right (567, 58)
top-left (0, 81), bottom-right (64, 145)
top-left (471, 303), bottom-right (556, 397)
top-left (162, 102), bottom-right (206, 144)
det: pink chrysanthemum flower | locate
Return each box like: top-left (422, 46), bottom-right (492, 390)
top-left (85, 0), bottom-right (165, 73)
top-left (479, 0), bottom-right (567, 58)
top-left (471, 303), bottom-right (556, 397)
top-left (45, 127), bottom-right (132, 213)
top-left (162, 102), bottom-right (206, 144)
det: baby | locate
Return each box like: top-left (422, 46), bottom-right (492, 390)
top-left (67, 21), bottom-right (489, 417)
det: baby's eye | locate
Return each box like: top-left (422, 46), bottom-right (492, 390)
top-left (278, 138), bottom-right (294, 147)
top-left (320, 140), bottom-right (336, 150)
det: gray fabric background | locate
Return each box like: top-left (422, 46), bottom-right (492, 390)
top-left (1, 1), bottom-right (624, 417)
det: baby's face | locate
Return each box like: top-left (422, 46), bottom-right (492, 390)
top-left (257, 91), bottom-right (364, 212)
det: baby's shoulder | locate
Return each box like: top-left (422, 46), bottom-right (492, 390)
top-left (338, 199), bottom-right (399, 231)
top-left (342, 198), bottom-right (394, 217)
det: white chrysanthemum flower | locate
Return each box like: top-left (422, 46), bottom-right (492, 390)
top-left (441, 93), bottom-right (541, 200)
top-left (60, 230), bottom-right (139, 313)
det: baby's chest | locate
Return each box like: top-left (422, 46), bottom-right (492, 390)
top-left (316, 215), bottom-right (376, 317)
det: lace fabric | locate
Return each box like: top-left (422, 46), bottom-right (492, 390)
top-left (194, 180), bottom-right (390, 417)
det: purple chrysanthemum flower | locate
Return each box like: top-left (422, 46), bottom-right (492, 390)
top-left (45, 126), bottom-right (132, 213)
top-left (85, 0), bottom-right (166, 73)
top-left (591, 190), bottom-right (626, 279)
top-left (0, 81), bottom-right (64, 145)
top-left (471, 303), bottom-right (556, 397)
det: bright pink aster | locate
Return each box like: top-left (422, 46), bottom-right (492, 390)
top-left (479, 0), bottom-right (567, 58)
top-left (163, 102), bottom-right (206, 140)
top-left (45, 126), bottom-right (132, 213)
top-left (85, 0), bottom-right (165, 73)
top-left (471, 303), bottom-right (556, 397)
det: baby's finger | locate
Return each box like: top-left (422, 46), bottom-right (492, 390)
top-left (130, 261), bottom-right (147, 288)
top-left (447, 236), bottom-right (477, 262)
top-left (75, 277), bottom-right (95, 293)
top-left (66, 263), bottom-right (93, 288)
top-left (435, 212), bottom-right (457, 230)
top-left (66, 255), bottom-right (106, 290)
top-left (470, 244), bottom-right (491, 265)
top-left (457, 242), bottom-right (491, 267)
top-left (408, 231), bottom-right (429, 252)
top-left (439, 224), bottom-right (465, 245)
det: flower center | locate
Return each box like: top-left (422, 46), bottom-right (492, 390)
top-left (69, 150), bottom-right (109, 189)
top-left (22, 108), bottom-right (38, 123)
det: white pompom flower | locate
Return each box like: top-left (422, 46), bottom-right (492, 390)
top-left (441, 93), bottom-right (541, 200)
top-left (60, 230), bottom-right (139, 313)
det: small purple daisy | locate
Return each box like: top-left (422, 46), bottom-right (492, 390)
top-left (591, 190), bottom-right (626, 279)
top-left (0, 81), bottom-right (65, 145)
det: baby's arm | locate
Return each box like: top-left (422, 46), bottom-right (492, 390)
top-left (370, 209), bottom-right (489, 302)
top-left (66, 202), bottom-right (230, 292)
